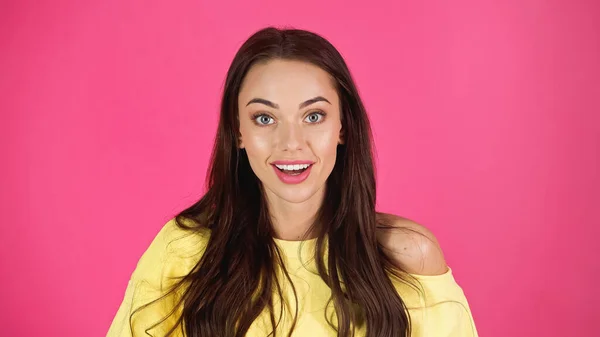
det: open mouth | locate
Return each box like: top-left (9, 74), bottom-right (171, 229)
top-left (273, 163), bottom-right (312, 176)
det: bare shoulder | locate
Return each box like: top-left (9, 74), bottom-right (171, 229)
top-left (375, 212), bottom-right (448, 276)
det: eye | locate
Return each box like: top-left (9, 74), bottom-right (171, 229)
top-left (254, 114), bottom-right (275, 126)
top-left (305, 111), bottom-right (325, 124)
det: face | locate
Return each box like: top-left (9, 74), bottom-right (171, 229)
top-left (238, 59), bottom-right (343, 205)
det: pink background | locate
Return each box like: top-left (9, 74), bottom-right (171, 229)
top-left (1, 0), bottom-right (599, 336)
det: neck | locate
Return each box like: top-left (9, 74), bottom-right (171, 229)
top-left (264, 185), bottom-right (325, 241)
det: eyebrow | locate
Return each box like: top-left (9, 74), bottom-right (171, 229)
top-left (245, 96), bottom-right (331, 109)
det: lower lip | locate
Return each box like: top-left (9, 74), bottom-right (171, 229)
top-left (272, 164), bottom-right (313, 184)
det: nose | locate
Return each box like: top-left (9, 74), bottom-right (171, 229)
top-left (277, 122), bottom-right (305, 151)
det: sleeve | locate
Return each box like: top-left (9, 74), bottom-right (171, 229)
top-left (106, 279), bottom-right (138, 337)
top-left (393, 268), bottom-right (479, 337)
top-left (106, 218), bottom-right (208, 337)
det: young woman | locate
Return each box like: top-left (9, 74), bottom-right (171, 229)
top-left (107, 27), bottom-right (478, 337)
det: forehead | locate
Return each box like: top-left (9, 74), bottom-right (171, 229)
top-left (239, 59), bottom-right (338, 105)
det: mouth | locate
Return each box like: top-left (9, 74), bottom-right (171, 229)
top-left (270, 162), bottom-right (314, 184)
top-left (272, 163), bottom-right (313, 176)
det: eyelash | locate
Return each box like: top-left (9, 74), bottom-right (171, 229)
top-left (250, 111), bottom-right (327, 126)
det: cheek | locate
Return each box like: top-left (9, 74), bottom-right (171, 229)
top-left (311, 128), bottom-right (340, 159)
top-left (246, 134), bottom-right (272, 151)
top-left (240, 126), bottom-right (272, 160)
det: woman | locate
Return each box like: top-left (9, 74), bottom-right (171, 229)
top-left (107, 27), bottom-right (478, 337)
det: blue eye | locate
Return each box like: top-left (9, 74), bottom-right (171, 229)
top-left (305, 112), bottom-right (325, 123)
top-left (252, 112), bottom-right (325, 126)
top-left (254, 114), bottom-right (275, 125)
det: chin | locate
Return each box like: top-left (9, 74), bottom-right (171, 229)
top-left (272, 186), bottom-right (319, 204)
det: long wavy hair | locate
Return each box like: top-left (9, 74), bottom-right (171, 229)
top-left (137, 27), bottom-right (417, 337)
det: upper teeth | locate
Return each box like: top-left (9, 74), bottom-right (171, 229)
top-left (275, 164), bottom-right (311, 170)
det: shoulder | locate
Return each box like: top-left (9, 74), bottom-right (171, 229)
top-left (131, 217), bottom-right (210, 284)
top-left (375, 212), bottom-right (448, 276)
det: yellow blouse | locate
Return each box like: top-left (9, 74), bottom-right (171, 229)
top-left (107, 218), bottom-right (478, 336)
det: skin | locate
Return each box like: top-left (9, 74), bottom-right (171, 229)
top-left (238, 59), bottom-right (448, 276)
top-left (238, 59), bottom-right (342, 240)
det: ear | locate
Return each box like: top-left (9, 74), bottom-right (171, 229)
top-left (238, 136), bottom-right (245, 149)
top-left (338, 127), bottom-right (345, 145)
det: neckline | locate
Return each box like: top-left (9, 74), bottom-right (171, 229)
top-left (272, 236), bottom-right (319, 259)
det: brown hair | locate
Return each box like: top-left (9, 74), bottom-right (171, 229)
top-left (135, 27), bottom-right (415, 337)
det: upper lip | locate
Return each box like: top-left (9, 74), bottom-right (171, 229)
top-left (271, 160), bottom-right (315, 165)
